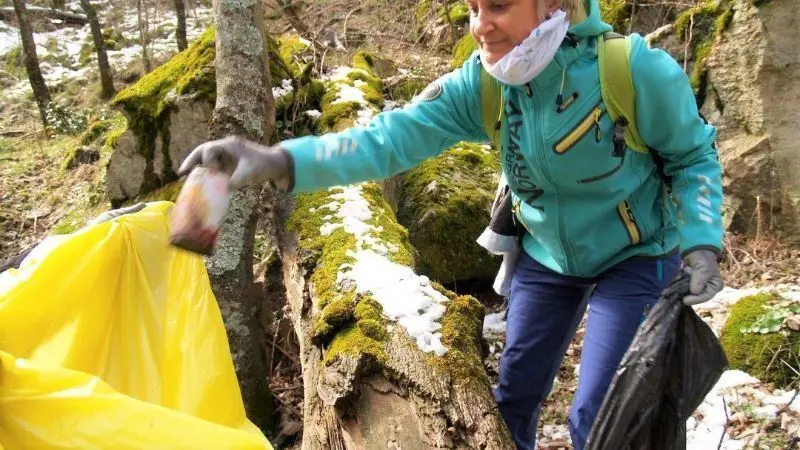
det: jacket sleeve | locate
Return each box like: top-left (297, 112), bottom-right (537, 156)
top-left (630, 35), bottom-right (724, 257)
top-left (280, 55), bottom-right (488, 194)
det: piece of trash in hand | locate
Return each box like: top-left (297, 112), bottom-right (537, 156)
top-left (169, 166), bottom-right (230, 255)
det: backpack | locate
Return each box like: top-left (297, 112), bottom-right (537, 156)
top-left (479, 32), bottom-right (670, 188)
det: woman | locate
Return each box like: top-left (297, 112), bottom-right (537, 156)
top-left (180, 0), bottom-right (724, 447)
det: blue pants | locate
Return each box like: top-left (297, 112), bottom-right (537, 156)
top-left (494, 251), bottom-right (680, 450)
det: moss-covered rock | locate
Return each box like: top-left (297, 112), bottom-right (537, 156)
top-left (317, 52), bottom-right (384, 133)
top-left (397, 142), bottom-right (502, 283)
top-left (278, 33), bottom-right (312, 78)
top-left (671, 0), bottom-right (734, 99)
top-left (390, 77), bottom-right (429, 102)
top-left (106, 27), bottom-right (303, 206)
top-left (720, 292), bottom-right (800, 388)
top-left (599, 0), bottom-right (632, 32)
top-left (415, 0), bottom-right (470, 33)
top-left (451, 33), bottom-right (478, 70)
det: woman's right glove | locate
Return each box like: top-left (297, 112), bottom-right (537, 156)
top-left (178, 136), bottom-right (292, 190)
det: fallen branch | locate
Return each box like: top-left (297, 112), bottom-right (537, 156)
top-left (0, 6), bottom-right (87, 25)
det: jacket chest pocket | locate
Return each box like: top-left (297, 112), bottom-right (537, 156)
top-left (549, 102), bottom-right (627, 186)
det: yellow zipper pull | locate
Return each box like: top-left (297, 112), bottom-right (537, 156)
top-left (594, 109), bottom-right (602, 143)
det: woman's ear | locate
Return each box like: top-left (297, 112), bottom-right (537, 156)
top-left (542, 0), bottom-right (562, 16)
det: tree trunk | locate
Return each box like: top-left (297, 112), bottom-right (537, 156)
top-left (272, 55), bottom-right (513, 449)
top-left (207, 0), bottom-right (277, 432)
top-left (174, 0), bottom-right (187, 51)
top-left (79, 0), bottom-right (115, 99)
top-left (275, 0), bottom-right (311, 37)
top-left (11, 0), bottom-right (50, 128)
top-left (137, 0), bottom-right (152, 73)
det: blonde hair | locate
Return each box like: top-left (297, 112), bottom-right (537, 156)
top-left (540, 0), bottom-right (585, 23)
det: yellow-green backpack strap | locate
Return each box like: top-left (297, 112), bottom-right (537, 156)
top-left (480, 64), bottom-right (504, 151)
top-left (597, 32), bottom-right (649, 154)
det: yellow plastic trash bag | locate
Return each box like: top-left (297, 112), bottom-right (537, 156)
top-left (0, 201), bottom-right (273, 449)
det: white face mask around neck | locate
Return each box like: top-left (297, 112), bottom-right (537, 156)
top-left (480, 9), bottom-right (570, 86)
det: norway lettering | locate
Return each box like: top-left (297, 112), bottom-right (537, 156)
top-left (504, 99), bottom-right (544, 207)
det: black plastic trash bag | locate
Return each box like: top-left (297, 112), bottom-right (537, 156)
top-left (585, 272), bottom-right (729, 450)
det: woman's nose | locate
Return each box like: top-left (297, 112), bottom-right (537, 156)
top-left (470, 10), bottom-right (495, 38)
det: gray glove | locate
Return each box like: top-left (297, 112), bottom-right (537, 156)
top-left (178, 136), bottom-right (291, 190)
top-left (682, 249), bottom-right (724, 306)
top-left (88, 202), bottom-right (147, 225)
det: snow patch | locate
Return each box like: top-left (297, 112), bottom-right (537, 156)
top-left (2, 2), bottom-right (214, 99)
top-left (272, 79), bottom-right (294, 99)
top-left (0, 23), bottom-right (19, 57)
top-left (319, 184), bottom-right (449, 356)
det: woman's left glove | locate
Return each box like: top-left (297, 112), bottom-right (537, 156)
top-left (178, 136), bottom-right (292, 190)
top-left (682, 249), bottom-right (724, 305)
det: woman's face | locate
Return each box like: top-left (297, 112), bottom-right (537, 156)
top-left (466, 0), bottom-right (552, 65)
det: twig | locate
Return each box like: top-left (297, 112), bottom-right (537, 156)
top-left (718, 396), bottom-right (729, 450)
top-left (341, 3), bottom-right (362, 49)
top-left (757, 389), bottom-right (799, 434)
top-left (265, 334), bottom-right (299, 366)
top-left (683, 10), bottom-right (694, 73)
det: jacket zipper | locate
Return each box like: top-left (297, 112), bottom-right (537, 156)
top-left (530, 83), bottom-right (576, 274)
top-left (617, 200), bottom-right (641, 245)
top-left (553, 101), bottom-right (604, 154)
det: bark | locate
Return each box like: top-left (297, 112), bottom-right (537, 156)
top-left (274, 191), bottom-right (514, 450)
top-left (11, 0), bottom-right (50, 128)
top-left (136, 0), bottom-right (151, 73)
top-left (79, 0), bottom-right (115, 99)
top-left (0, 6), bottom-right (87, 25)
top-left (207, 0), bottom-right (276, 432)
top-left (174, 0), bottom-right (187, 51)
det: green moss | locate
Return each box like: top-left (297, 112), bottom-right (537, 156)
top-left (313, 296), bottom-right (357, 342)
top-left (278, 33), bottom-right (310, 74)
top-left (357, 318), bottom-right (390, 341)
top-left (110, 27), bottom-right (292, 202)
top-left (81, 120), bottom-right (111, 146)
top-left (111, 27), bottom-right (217, 183)
top-left (316, 53), bottom-right (385, 133)
top-left (397, 142), bottom-right (501, 282)
top-left (673, 1), bottom-right (734, 99)
top-left (102, 121), bottom-right (129, 155)
top-left (354, 297), bottom-right (384, 322)
top-left (451, 34), bottom-right (478, 70)
top-left (448, 3), bottom-right (470, 26)
top-left (4, 46), bottom-right (23, 78)
top-left (51, 208), bottom-right (87, 235)
top-left (599, 0), bottom-right (631, 31)
top-left (416, 0), bottom-right (469, 30)
top-left (352, 50), bottom-right (376, 73)
top-left (430, 294), bottom-right (487, 384)
top-left (324, 324), bottom-right (387, 365)
top-left (720, 292), bottom-right (800, 388)
top-left (346, 71), bottom-right (384, 103)
top-left (287, 182), bottom-right (414, 365)
top-left (391, 78), bottom-right (428, 102)
top-left (318, 101), bottom-right (361, 132)
top-left (273, 77), bottom-right (326, 143)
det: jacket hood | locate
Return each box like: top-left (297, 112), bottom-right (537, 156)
top-left (567, 0), bottom-right (612, 38)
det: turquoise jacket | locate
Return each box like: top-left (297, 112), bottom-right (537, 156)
top-left (280, 0), bottom-right (724, 278)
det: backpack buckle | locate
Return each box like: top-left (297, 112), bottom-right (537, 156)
top-left (612, 118), bottom-right (627, 157)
